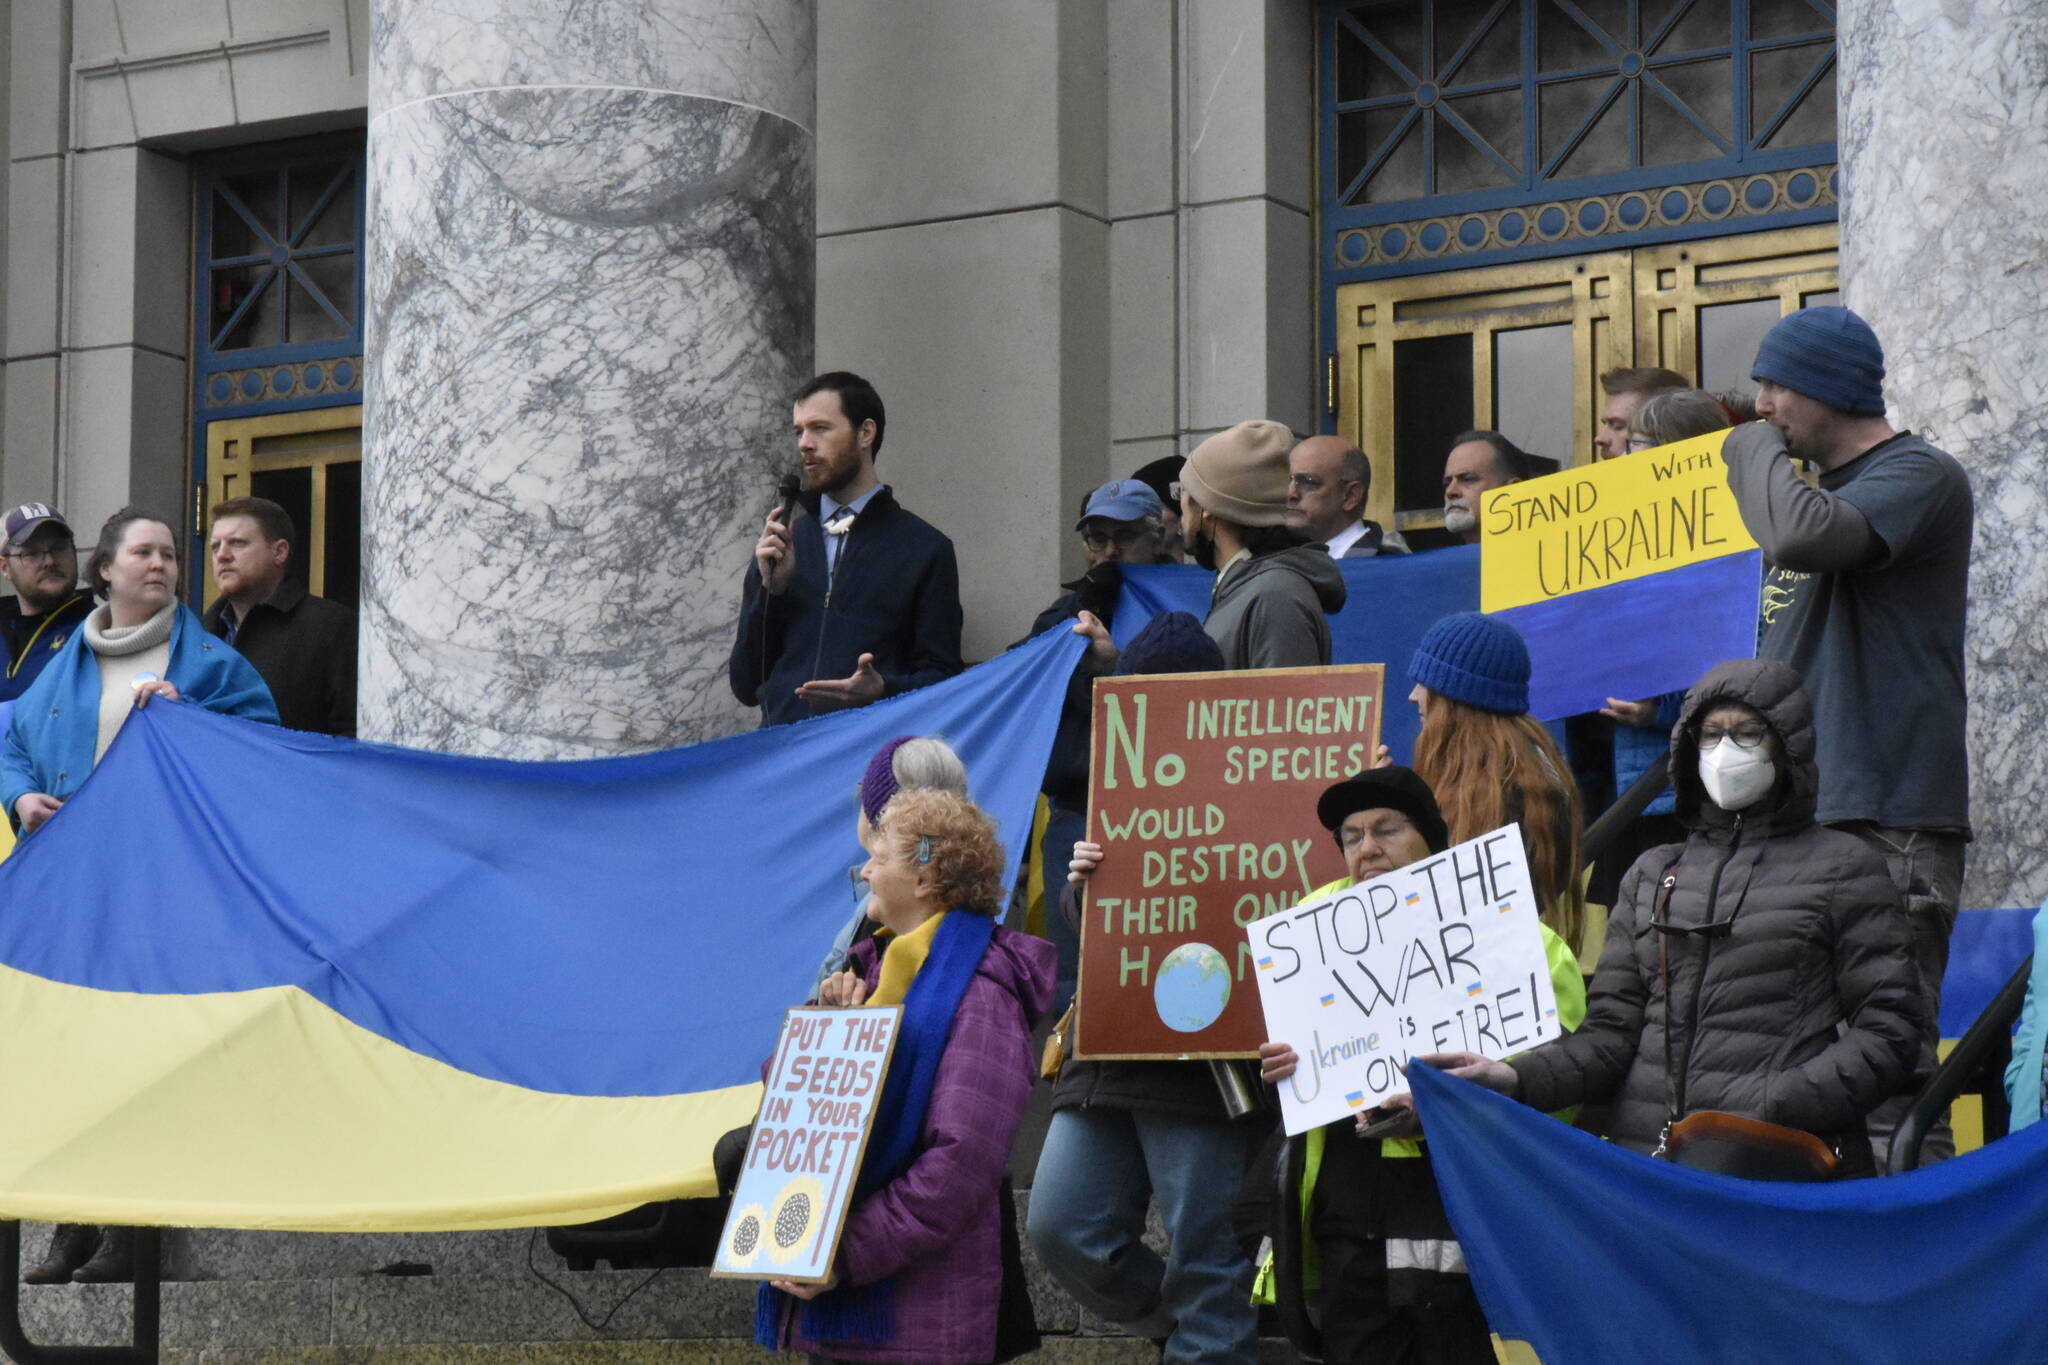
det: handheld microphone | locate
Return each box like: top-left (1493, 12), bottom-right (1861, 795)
top-left (774, 471), bottom-right (802, 527)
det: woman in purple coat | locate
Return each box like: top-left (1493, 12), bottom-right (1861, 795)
top-left (760, 787), bottom-right (1055, 1364)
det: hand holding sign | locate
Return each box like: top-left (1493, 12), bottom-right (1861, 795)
top-left (1078, 665), bottom-right (1384, 1059)
top-left (1248, 824), bottom-right (1559, 1136)
top-left (1478, 430), bottom-right (1763, 721)
top-left (713, 1006), bottom-right (901, 1284)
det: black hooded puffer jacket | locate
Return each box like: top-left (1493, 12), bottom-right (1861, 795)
top-left (1508, 658), bottom-right (1921, 1169)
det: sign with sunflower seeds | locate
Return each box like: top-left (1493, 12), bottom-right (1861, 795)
top-left (711, 1004), bottom-right (901, 1284)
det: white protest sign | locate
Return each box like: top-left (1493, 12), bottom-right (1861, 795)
top-left (1247, 823), bottom-right (1560, 1136)
top-left (711, 1005), bottom-right (900, 1284)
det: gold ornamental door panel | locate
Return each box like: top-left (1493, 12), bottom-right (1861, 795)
top-left (200, 406), bottom-right (363, 609)
top-left (1632, 225), bottom-right (1840, 394)
top-left (1334, 252), bottom-right (1635, 535)
top-left (1331, 224), bottom-right (1838, 534)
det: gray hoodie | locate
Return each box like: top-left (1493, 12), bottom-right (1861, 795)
top-left (1201, 545), bottom-right (1347, 670)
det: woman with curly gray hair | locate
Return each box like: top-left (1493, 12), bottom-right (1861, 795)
top-left (760, 788), bottom-right (1055, 1363)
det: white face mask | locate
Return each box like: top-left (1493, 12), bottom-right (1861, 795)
top-left (1698, 740), bottom-right (1775, 811)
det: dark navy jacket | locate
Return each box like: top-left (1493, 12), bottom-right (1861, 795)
top-left (0, 593), bottom-right (94, 703)
top-left (1019, 564), bottom-right (1123, 810)
top-left (728, 486), bottom-right (964, 726)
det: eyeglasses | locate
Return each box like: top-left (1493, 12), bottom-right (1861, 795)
top-left (1288, 473), bottom-right (1362, 492)
top-left (1698, 720), bottom-right (1770, 750)
top-left (1082, 525), bottom-right (1153, 551)
top-left (3, 544), bottom-right (73, 565)
top-left (1340, 815), bottom-right (1414, 849)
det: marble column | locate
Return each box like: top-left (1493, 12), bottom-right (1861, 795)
top-left (362, 0), bottom-right (813, 757)
top-left (1838, 0), bottom-right (2048, 909)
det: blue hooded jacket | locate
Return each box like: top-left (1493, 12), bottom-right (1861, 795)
top-left (2005, 903), bottom-right (2048, 1131)
top-left (0, 603), bottom-right (277, 830)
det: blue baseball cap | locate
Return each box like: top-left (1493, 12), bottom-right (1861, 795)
top-left (1076, 479), bottom-right (1162, 529)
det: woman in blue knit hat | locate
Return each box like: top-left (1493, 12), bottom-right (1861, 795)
top-left (1401, 612), bottom-right (1585, 957)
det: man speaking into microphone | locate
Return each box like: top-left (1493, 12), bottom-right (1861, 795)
top-left (728, 371), bottom-right (964, 726)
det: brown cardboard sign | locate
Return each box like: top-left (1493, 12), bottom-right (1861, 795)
top-left (1075, 664), bottom-right (1385, 1059)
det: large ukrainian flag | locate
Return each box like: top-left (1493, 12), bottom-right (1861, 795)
top-left (0, 627), bottom-right (1082, 1231)
top-left (1411, 1062), bottom-right (2048, 1364)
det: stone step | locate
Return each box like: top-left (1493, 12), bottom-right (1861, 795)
top-left (11, 1274), bottom-right (1300, 1361)
top-left (9, 1183), bottom-right (1298, 1362)
top-left (168, 1227), bottom-right (537, 1282)
top-left (149, 1342), bottom-right (1196, 1364)
top-left (7, 1258), bottom-right (1139, 1354)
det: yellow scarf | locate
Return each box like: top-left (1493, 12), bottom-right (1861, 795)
top-left (867, 911), bottom-right (948, 1007)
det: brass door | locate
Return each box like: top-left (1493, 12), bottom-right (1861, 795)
top-left (1331, 224), bottom-right (1838, 536)
top-left (199, 406), bottom-right (363, 610)
top-left (1632, 225), bottom-right (1840, 392)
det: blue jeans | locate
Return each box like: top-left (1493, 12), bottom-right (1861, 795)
top-left (1040, 803), bottom-right (1087, 1018)
top-left (1027, 1106), bottom-right (1261, 1364)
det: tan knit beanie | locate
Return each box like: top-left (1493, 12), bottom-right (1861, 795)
top-left (1180, 420), bottom-right (1295, 527)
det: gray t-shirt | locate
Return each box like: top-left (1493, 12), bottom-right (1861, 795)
top-left (1744, 432), bottom-right (1973, 833)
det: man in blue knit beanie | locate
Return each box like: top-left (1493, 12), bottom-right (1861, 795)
top-left (1721, 304), bottom-right (1972, 1166)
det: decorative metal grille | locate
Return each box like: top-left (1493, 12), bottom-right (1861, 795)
top-left (194, 135), bottom-right (365, 405)
top-left (1321, 0), bottom-right (1836, 278)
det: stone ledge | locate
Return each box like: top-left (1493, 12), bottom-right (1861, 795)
top-left (13, 1264), bottom-right (1094, 1350)
top-left (153, 1342), bottom-right (1182, 1364)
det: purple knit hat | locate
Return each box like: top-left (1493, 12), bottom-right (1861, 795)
top-left (859, 735), bottom-right (918, 828)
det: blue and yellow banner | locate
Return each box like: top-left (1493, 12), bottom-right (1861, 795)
top-left (1479, 433), bottom-right (1762, 720)
top-left (1115, 529), bottom-right (1757, 731)
top-left (1113, 549), bottom-right (1480, 761)
top-left (1411, 1062), bottom-right (2048, 1365)
top-left (1479, 431), bottom-right (1756, 612)
top-left (0, 626), bottom-right (1083, 1231)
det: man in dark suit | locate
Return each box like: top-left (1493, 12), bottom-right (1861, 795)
top-left (1286, 435), bottom-right (1408, 558)
top-left (728, 371), bottom-right (964, 726)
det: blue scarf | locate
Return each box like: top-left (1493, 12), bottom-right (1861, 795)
top-left (756, 910), bottom-right (995, 1349)
top-left (0, 603), bottom-right (277, 826)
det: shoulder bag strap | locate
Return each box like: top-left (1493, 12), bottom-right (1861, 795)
top-left (1649, 856), bottom-right (1686, 1151)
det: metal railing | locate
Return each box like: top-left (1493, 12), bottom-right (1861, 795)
top-left (0, 1224), bottom-right (160, 1364)
top-left (1887, 956), bottom-right (2032, 1174)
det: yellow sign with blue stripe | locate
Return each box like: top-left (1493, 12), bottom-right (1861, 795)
top-left (1479, 429), bottom-right (1756, 613)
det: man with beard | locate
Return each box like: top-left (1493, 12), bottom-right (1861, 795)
top-left (0, 504), bottom-right (92, 704)
top-left (1181, 420), bottom-right (1346, 668)
top-left (1022, 478), bottom-right (1166, 1013)
top-left (1438, 431), bottom-right (1530, 546)
top-left (1723, 305), bottom-right (1972, 1164)
top-left (728, 371), bottom-right (964, 726)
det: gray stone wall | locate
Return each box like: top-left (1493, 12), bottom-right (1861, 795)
top-left (814, 0), bottom-right (1314, 663)
top-left (1, 0), bottom-right (368, 534)
top-left (1839, 0), bottom-right (2048, 910)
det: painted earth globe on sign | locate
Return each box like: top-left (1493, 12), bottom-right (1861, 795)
top-left (1152, 941), bottom-right (1231, 1033)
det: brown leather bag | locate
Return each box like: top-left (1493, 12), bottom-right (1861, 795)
top-left (1662, 1110), bottom-right (1839, 1181)
top-left (1040, 1003), bottom-right (1074, 1080)
top-left (1649, 855), bottom-right (1840, 1183)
